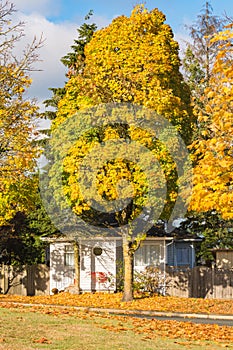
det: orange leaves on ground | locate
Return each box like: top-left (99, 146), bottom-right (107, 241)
top-left (1, 302), bottom-right (232, 345)
top-left (99, 316), bottom-right (233, 343)
top-left (33, 337), bottom-right (51, 344)
top-left (0, 292), bottom-right (233, 315)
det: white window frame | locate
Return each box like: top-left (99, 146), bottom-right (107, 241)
top-left (64, 245), bottom-right (74, 266)
top-left (134, 243), bottom-right (161, 267)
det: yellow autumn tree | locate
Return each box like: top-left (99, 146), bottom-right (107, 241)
top-left (190, 25), bottom-right (233, 219)
top-left (48, 5), bottom-right (194, 301)
top-left (0, 1), bottom-right (41, 225)
top-left (55, 5), bottom-right (194, 142)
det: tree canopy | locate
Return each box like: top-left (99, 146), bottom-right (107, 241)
top-left (44, 5), bottom-right (194, 301)
top-left (48, 5), bottom-right (194, 231)
top-left (183, 1), bottom-right (225, 87)
top-left (189, 25), bottom-right (233, 219)
top-left (0, 1), bottom-right (42, 225)
top-left (55, 5), bottom-right (194, 143)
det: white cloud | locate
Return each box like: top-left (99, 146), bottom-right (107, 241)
top-left (17, 12), bottom-right (77, 104)
top-left (10, 8), bottom-right (110, 108)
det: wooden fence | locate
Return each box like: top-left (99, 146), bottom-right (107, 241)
top-left (0, 264), bottom-right (50, 296)
top-left (165, 266), bottom-right (233, 299)
top-left (0, 264), bottom-right (233, 299)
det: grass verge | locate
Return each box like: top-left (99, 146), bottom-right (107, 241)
top-left (0, 304), bottom-right (232, 350)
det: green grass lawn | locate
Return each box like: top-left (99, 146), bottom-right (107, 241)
top-left (0, 306), bottom-right (231, 350)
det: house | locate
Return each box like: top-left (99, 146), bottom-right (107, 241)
top-left (46, 223), bottom-right (201, 293)
top-left (48, 237), bottom-right (122, 293)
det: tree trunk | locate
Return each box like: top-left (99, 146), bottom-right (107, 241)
top-left (73, 241), bottom-right (81, 293)
top-left (122, 233), bottom-right (134, 302)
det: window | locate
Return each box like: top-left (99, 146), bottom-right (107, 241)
top-left (176, 247), bottom-right (189, 265)
top-left (64, 245), bottom-right (74, 266)
top-left (134, 244), bottom-right (160, 267)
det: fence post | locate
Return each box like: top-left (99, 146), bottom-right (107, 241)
top-left (0, 264), bottom-right (3, 293)
top-left (211, 262), bottom-right (215, 299)
top-left (189, 267), bottom-right (194, 298)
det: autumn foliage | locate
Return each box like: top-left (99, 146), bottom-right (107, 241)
top-left (55, 5), bottom-right (194, 142)
top-left (189, 25), bottom-right (233, 219)
top-left (0, 2), bottom-right (41, 225)
top-left (46, 5), bottom-right (196, 303)
top-left (0, 292), bottom-right (233, 315)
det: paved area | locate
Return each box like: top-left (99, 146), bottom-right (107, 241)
top-left (118, 313), bottom-right (233, 327)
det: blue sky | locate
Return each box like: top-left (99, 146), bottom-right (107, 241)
top-left (47, 0), bottom-right (233, 33)
top-left (12, 0), bottom-right (233, 105)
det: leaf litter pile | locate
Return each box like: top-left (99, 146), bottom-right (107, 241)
top-left (0, 292), bottom-right (233, 347)
top-left (1, 292), bottom-right (233, 315)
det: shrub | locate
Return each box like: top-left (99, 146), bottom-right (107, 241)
top-left (133, 266), bottom-right (168, 295)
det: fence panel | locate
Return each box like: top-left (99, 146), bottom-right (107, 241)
top-left (0, 264), bottom-right (49, 296)
top-left (165, 266), bottom-right (190, 298)
top-left (1, 264), bottom-right (233, 298)
top-left (190, 266), bottom-right (213, 299)
top-left (214, 269), bottom-right (233, 299)
top-left (165, 266), bottom-right (233, 299)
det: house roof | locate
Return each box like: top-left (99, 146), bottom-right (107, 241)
top-left (147, 221), bottom-right (202, 241)
top-left (42, 219), bottom-right (202, 243)
top-left (41, 236), bottom-right (123, 243)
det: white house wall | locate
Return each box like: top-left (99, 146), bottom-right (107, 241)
top-left (80, 239), bottom-right (116, 292)
top-left (49, 237), bottom-right (198, 293)
top-left (50, 239), bottom-right (117, 293)
top-left (50, 242), bottom-right (75, 292)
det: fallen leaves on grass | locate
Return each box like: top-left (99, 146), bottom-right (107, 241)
top-left (0, 303), bottom-right (232, 346)
top-left (33, 337), bottom-right (51, 344)
top-left (0, 292), bottom-right (233, 347)
top-left (0, 292), bottom-right (233, 316)
top-left (97, 314), bottom-right (233, 346)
